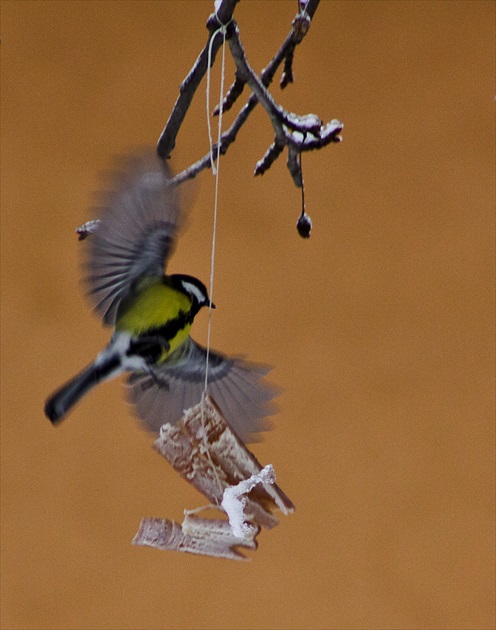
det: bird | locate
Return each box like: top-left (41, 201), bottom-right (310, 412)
top-left (44, 151), bottom-right (276, 441)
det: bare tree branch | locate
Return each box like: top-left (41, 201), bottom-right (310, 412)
top-left (164, 0), bottom-right (344, 189)
top-left (156, 0), bottom-right (240, 159)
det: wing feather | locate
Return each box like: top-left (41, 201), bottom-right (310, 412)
top-left (126, 338), bottom-right (278, 442)
top-left (84, 151), bottom-right (182, 325)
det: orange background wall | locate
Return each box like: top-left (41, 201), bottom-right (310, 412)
top-left (1, 2), bottom-right (494, 629)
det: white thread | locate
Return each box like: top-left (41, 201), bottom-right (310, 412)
top-left (203, 22), bottom-right (227, 400)
top-left (206, 25), bottom-right (226, 176)
top-left (200, 21), bottom-right (228, 502)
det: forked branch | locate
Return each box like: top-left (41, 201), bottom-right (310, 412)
top-left (160, 0), bottom-right (343, 189)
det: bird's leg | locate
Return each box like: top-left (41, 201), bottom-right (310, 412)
top-left (128, 335), bottom-right (171, 389)
top-left (143, 363), bottom-right (170, 390)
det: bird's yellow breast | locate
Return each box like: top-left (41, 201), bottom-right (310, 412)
top-left (115, 278), bottom-right (192, 358)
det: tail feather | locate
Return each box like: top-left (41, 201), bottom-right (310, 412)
top-left (45, 357), bottom-right (120, 424)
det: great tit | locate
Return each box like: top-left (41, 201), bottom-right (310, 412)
top-left (44, 152), bottom-right (275, 441)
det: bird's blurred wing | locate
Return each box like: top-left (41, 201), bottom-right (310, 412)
top-left (127, 338), bottom-right (278, 442)
top-left (84, 151), bottom-right (182, 325)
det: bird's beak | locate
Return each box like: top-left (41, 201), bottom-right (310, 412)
top-left (210, 302), bottom-right (216, 309)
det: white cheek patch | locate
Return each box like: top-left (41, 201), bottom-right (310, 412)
top-left (181, 281), bottom-right (206, 304)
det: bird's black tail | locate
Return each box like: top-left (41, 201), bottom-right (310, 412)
top-left (45, 356), bottom-right (120, 424)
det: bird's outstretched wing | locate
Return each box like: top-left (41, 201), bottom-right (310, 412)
top-left (84, 151), bottom-right (182, 326)
top-left (127, 338), bottom-right (278, 442)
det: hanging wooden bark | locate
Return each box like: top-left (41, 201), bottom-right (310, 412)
top-left (132, 396), bottom-right (294, 560)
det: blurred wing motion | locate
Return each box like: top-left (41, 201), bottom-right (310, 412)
top-left (127, 338), bottom-right (277, 442)
top-left (84, 152), bottom-right (182, 325)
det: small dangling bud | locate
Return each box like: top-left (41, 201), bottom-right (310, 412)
top-left (296, 212), bottom-right (312, 238)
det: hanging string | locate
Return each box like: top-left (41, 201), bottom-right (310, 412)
top-left (199, 20), bottom-right (228, 502)
top-left (203, 23), bottom-right (227, 403)
top-left (206, 24), bottom-right (226, 176)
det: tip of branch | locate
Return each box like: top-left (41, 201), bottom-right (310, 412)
top-left (75, 219), bottom-right (100, 240)
top-left (280, 71), bottom-right (294, 90)
top-left (254, 141), bottom-right (284, 177)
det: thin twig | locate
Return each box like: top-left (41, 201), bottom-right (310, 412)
top-left (254, 141), bottom-right (285, 177)
top-left (227, 25), bottom-right (343, 184)
top-left (213, 74), bottom-right (245, 116)
top-left (280, 46), bottom-right (294, 89)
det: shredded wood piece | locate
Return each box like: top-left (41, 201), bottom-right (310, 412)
top-left (132, 515), bottom-right (257, 561)
top-left (132, 396), bottom-right (294, 560)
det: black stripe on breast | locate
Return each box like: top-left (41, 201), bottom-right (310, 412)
top-left (150, 308), bottom-right (194, 342)
top-left (127, 309), bottom-right (194, 364)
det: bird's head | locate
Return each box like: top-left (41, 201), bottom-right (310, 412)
top-left (171, 274), bottom-right (215, 311)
